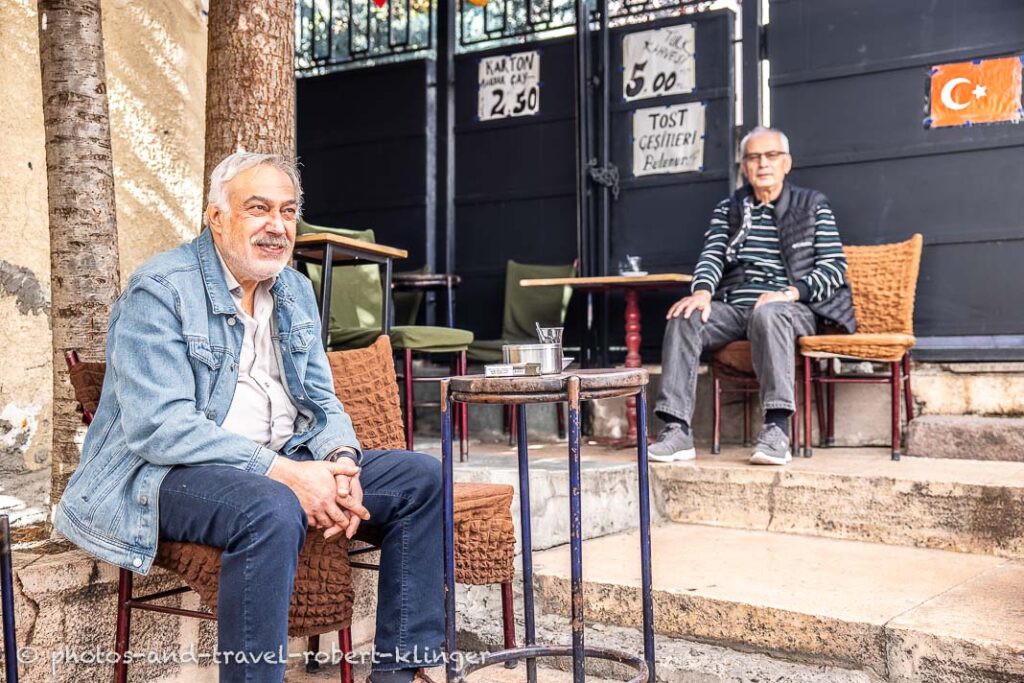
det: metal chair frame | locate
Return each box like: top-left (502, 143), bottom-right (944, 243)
top-left (802, 354), bottom-right (914, 460)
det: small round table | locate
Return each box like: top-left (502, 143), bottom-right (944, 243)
top-left (439, 369), bottom-right (656, 683)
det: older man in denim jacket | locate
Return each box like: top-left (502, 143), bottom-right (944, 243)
top-left (54, 153), bottom-right (441, 683)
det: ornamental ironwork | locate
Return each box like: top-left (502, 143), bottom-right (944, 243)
top-left (295, 0), bottom-right (434, 74)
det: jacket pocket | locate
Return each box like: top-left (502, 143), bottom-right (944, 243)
top-left (289, 325), bottom-right (317, 353)
top-left (187, 336), bottom-right (222, 369)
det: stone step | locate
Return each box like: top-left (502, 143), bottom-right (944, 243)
top-left (906, 415), bottom-right (1024, 461)
top-left (653, 447), bottom-right (1024, 559)
top-left (447, 447), bottom-right (642, 553)
top-left (456, 610), bottom-right (880, 683)
top-left (529, 523), bottom-right (1024, 682)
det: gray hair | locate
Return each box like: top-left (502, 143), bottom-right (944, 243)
top-left (739, 126), bottom-right (790, 156)
top-left (205, 152), bottom-right (303, 225)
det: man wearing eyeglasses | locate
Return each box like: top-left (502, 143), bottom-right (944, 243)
top-left (650, 126), bottom-right (856, 466)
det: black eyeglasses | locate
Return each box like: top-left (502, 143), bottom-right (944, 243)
top-left (742, 151), bottom-right (788, 163)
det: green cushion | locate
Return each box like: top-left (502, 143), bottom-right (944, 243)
top-left (331, 325), bottom-right (472, 353)
top-left (468, 260), bottom-right (575, 361)
top-left (298, 220), bottom-right (382, 329)
top-left (301, 220), bottom-right (472, 354)
top-left (393, 266), bottom-right (428, 327)
top-left (501, 260), bottom-right (575, 340)
top-left (466, 338), bottom-right (513, 363)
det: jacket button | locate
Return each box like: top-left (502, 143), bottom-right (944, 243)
top-left (132, 558), bottom-right (142, 568)
top-left (139, 495), bottom-right (148, 505)
top-left (228, 317), bottom-right (237, 326)
top-left (206, 410), bottom-right (216, 420)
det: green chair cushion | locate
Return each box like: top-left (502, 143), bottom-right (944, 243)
top-left (331, 325), bottom-right (472, 353)
top-left (501, 261), bottom-right (575, 340)
top-left (466, 338), bottom-right (513, 363)
top-left (468, 260), bottom-right (575, 362)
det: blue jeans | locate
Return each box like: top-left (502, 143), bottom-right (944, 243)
top-left (158, 448), bottom-right (444, 683)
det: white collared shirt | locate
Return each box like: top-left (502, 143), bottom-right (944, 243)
top-left (215, 249), bottom-right (298, 453)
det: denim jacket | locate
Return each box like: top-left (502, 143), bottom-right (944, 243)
top-left (54, 229), bottom-right (361, 574)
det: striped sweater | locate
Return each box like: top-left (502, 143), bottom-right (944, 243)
top-left (691, 198), bottom-right (848, 306)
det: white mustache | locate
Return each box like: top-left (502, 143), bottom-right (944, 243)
top-left (252, 236), bottom-right (290, 248)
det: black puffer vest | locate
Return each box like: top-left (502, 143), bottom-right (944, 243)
top-left (717, 182), bottom-right (856, 333)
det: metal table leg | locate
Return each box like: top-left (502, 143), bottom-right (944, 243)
top-left (318, 243), bottom-right (334, 348)
top-left (516, 404), bottom-right (538, 683)
top-left (2, 515), bottom-right (19, 683)
top-left (440, 382), bottom-right (457, 682)
top-left (635, 389), bottom-right (655, 680)
top-left (382, 257), bottom-right (394, 335)
top-left (566, 376), bottom-right (585, 682)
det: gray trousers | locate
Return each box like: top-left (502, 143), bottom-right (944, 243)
top-left (654, 302), bottom-right (817, 425)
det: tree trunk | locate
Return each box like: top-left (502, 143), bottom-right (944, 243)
top-left (204, 0), bottom-right (296, 199)
top-left (37, 0), bottom-right (121, 508)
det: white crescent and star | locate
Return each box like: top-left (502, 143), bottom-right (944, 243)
top-left (940, 76), bottom-right (988, 110)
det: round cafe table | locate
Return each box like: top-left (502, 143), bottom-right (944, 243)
top-left (439, 369), bottom-right (655, 683)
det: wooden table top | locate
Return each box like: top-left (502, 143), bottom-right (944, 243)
top-left (520, 273), bottom-right (692, 288)
top-left (447, 368), bottom-right (648, 404)
top-left (294, 233), bottom-right (408, 260)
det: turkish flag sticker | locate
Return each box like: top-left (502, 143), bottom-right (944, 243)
top-left (928, 56), bottom-right (1023, 128)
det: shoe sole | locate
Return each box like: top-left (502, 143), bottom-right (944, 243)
top-left (648, 448), bottom-right (697, 463)
top-left (749, 449), bottom-right (792, 466)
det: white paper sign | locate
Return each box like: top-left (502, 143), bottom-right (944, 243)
top-left (632, 102), bottom-right (705, 176)
top-left (478, 51), bottom-right (541, 121)
top-left (622, 25), bottom-right (696, 101)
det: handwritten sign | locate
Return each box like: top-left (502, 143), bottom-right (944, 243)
top-left (622, 25), bottom-right (696, 101)
top-left (632, 102), bottom-right (705, 176)
top-left (478, 51), bottom-right (541, 121)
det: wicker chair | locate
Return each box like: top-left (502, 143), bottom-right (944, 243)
top-left (799, 234), bottom-right (924, 460)
top-left (65, 351), bottom-right (355, 683)
top-left (65, 336), bottom-right (516, 683)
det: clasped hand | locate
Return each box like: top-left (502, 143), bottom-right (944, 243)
top-left (268, 457), bottom-right (370, 541)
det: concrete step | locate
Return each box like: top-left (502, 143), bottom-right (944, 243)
top-left (456, 610), bottom-right (880, 683)
top-left (447, 447), bottom-right (642, 553)
top-left (530, 523), bottom-right (1024, 682)
top-left (653, 447), bottom-right (1024, 559)
top-left (907, 415), bottom-right (1024, 461)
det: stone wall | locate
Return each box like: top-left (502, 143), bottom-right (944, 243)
top-left (0, 0), bottom-right (208, 521)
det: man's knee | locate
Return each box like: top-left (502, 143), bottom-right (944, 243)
top-left (748, 303), bottom-right (789, 336)
top-left (238, 480), bottom-right (307, 549)
top-left (665, 313), bottom-right (703, 341)
top-left (400, 451), bottom-right (442, 506)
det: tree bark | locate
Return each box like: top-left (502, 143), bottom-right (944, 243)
top-left (204, 0), bottom-right (297, 199)
top-left (36, 0), bottom-right (121, 507)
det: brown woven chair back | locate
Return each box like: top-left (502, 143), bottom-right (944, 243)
top-left (68, 359), bottom-right (106, 423)
top-left (326, 335), bottom-right (407, 449)
top-left (844, 234), bottom-right (923, 335)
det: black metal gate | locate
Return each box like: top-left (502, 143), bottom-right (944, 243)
top-left (296, 0), bottom-right (737, 353)
top-left (766, 0), bottom-right (1024, 359)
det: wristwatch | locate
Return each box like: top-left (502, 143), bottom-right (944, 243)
top-left (325, 447), bottom-right (358, 463)
top-left (783, 288), bottom-right (797, 302)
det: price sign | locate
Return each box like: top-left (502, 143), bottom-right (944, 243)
top-left (632, 102), bottom-right (705, 176)
top-left (622, 25), bottom-right (696, 102)
top-left (478, 51), bottom-right (541, 121)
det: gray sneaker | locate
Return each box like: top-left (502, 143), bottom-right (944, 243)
top-left (648, 423), bottom-right (696, 462)
top-left (749, 423), bottom-right (792, 465)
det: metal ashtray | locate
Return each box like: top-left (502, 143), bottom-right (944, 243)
top-left (502, 343), bottom-right (573, 375)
